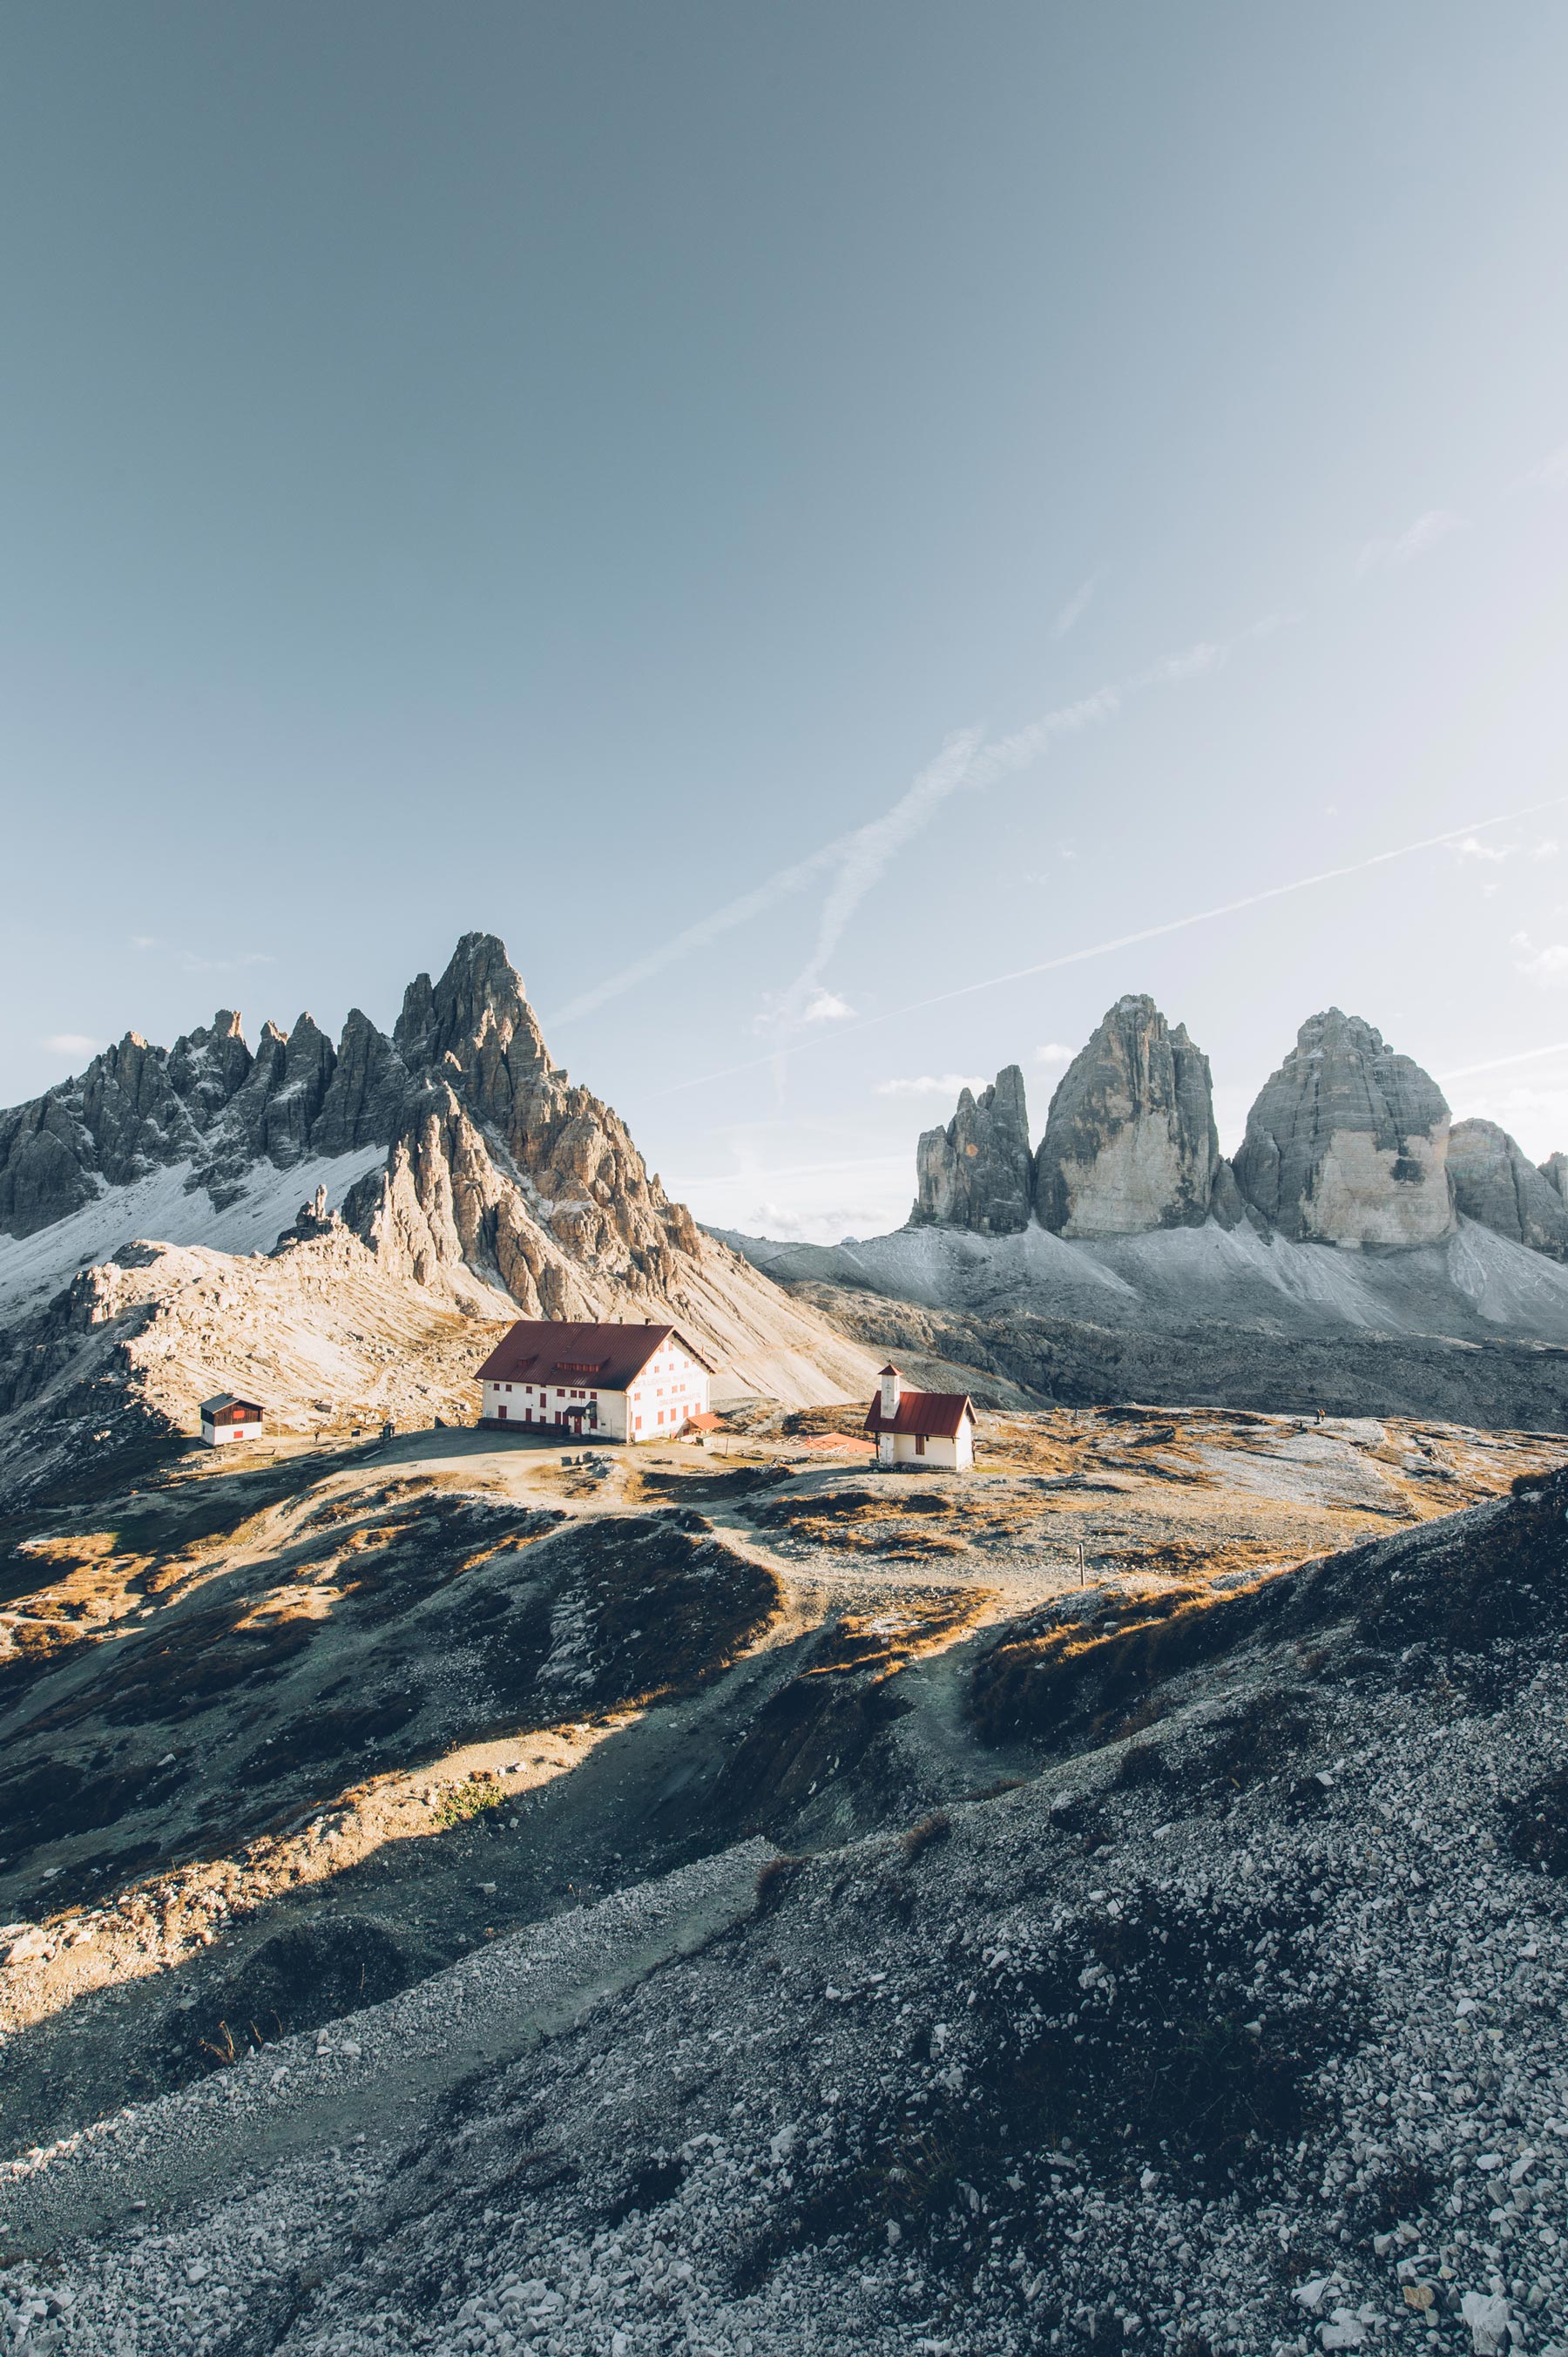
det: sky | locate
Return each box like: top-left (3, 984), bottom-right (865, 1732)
top-left (3, 3), bottom-right (1568, 1242)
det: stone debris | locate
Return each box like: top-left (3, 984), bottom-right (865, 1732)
top-left (1, 1466), bottom-right (1567, 2351)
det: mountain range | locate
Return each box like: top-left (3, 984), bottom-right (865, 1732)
top-left (0, 935), bottom-right (881, 1499)
top-left (725, 992), bottom-right (1568, 1430)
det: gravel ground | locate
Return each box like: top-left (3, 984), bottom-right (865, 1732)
top-left (3, 1468), bottom-right (1567, 2354)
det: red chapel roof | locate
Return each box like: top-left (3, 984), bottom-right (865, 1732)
top-left (863, 1389), bottom-right (975, 1440)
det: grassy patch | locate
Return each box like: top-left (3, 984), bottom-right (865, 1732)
top-left (434, 1779), bottom-right (505, 1828)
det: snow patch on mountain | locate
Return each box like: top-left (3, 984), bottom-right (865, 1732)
top-left (0, 1149), bottom-right (384, 1323)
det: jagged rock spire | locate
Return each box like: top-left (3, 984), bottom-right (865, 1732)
top-left (1033, 995), bottom-right (1219, 1236)
top-left (911, 1067), bottom-right (1033, 1236)
top-left (1449, 1119), bottom-right (1568, 1258)
top-left (1233, 1009), bottom-right (1453, 1248)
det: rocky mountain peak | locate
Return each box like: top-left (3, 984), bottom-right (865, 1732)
top-left (1448, 1118), bottom-right (1568, 1259)
top-left (395, 933), bottom-right (552, 1083)
top-left (1033, 994), bottom-right (1220, 1236)
top-left (1233, 1009), bottom-right (1454, 1247)
top-left (0, 932), bottom-right (748, 1355)
top-left (911, 1066), bottom-right (1033, 1236)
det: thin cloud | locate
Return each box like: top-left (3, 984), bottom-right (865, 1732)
top-left (1051, 572), bottom-right (1101, 639)
top-left (43, 1033), bottom-right (104, 1059)
top-left (651, 791), bottom-right (1568, 1100)
top-left (543, 838), bottom-right (842, 1027)
top-left (802, 988), bottom-right (855, 1023)
top-left (1535, 443), bottom-right (1568, 492)
top-left (128, 935), bottom-right (274, 974)
top-left (1531, 839), bottom-right (1560, 862)
top-left (1513, 933), bottom-right (1568, 987)
top-left (554, 620), bottom-right (1274, 1052)
top-left (1035, 1042), bottom-right (1073, 1066)
top-left (1357, 510), bottom-right (1466, 573)
top-left (1450, 836), bottom-right (1513, 864)
top-left (1140, 640), bottom-right (1226, 685)
top-left (755, 726), bottom-right (985, 1059)
top-left (1437, 1039), bottom-right (1568, 1083)
top-left (875, 1073), bottom-right (987, 1099)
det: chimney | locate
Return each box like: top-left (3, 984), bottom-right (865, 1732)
top-left (879, 1363), bottom-right (902, 1420)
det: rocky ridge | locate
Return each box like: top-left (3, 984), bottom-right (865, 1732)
top-left (911, 1066), bottom-right (1033, 1236)
top-left (1448, 1119), bottom-right (1568, 1261)
top-left (902, 998), bottom-right (1568, 1263)
top-left (1033, 993), bottom-right (1220, 1236)
top-left (0, 937), bottom-right (882, 1465)
top-left (1233, 1008), bottom-right (1455, 1248)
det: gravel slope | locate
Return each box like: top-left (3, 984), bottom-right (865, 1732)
top-left (3, 1466), bottom-right (1567, 2354)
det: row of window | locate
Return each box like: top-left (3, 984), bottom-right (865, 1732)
top-left (498, 1383), bottom-right (598, 1399)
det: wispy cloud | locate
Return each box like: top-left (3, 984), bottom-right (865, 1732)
top-left (874, 1073), bottom-right (987, 1099)
top-left (129, 936), bottom-right (274, 974)
top-left (653, 792), bottom-right (1568, 1100)
top-left (1513, 932), bottom-right (1568, 987)
top-left (1450, 835), bottom-right (1513, 864)
top-left (1035, 1041), bottom-right (1074, 1066)
top-left (1051, 572), bottom-right (1101, 639)
top-left (551, 619), bottom-right (1277, 1053)
top-left (1140, 640), bottom-right (1227, 685)
top-left (802, 988), bottom-right (855, 1023)
top-left (754, 726), bottom-right (985, 1061)
top-left (42, 1033), bottom-right (104, 1060)
top-left (1436, 1039), bottom-right (1568, 1083)
top-left (1532, 839), bottom-right (1560, 862)
top-left (542, 840), bottom-right (842, 1028)
top-left (1357, 509), bottom-right (1466, 573)
top-left (1534, 442), bottom-right (1568, 492)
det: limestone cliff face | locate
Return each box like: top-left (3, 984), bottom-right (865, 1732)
top-left (911, 1067), bottom-right (1033, 1236)
top-left (1540, 1152), bottom-right (1568, 1206)
top-left (1032, 996), bottom-right (1219, 1236)
top-left (0, 933), bottom-right (700, 1309)
top-left (1447, 1120), bottom-right (1568, 1259)
top-left (1233, 1010), bottom-right (1454, 1248)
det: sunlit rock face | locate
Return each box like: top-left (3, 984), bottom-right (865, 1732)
top-left (911, 1067), bottom-right (1034, 1236)
top-left (1448, 1119), bottom-right (1568, 1259)
top-left (1032, 995), bottom-right (1220, 1237)
top-left (1233, 1009), bottom-right (1455, 1249)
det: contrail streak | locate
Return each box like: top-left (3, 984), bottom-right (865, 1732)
top-left (648, 791), bottom-right (1568, 1100)
top-left (548, 636), bottom-right (1241, 1037)
top-left (1436, 1039), bottom-right (1568, 1082)
top-left (541, 839), bottom-right (846, 1027)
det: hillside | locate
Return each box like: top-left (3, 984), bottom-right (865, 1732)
top-left (1, 1418), bottom-right (1565, 2352)
top-left (0, 936), bottom-right (882, 1490)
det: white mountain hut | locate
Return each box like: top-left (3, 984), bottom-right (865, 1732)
top-left (475, 1319), bottom-right (715, 1443)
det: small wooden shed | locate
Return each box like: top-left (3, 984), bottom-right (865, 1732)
top-left (199, 1392), bottom-right (264, 1448)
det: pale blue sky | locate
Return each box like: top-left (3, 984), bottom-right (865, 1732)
top-left (4, 4), bottom-right (1568, 1238)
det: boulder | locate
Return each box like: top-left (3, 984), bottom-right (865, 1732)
top-left (911, 1067), bottom-right (1033, 1235)
top-left (1233, 1010), bottom-right (1454, 1248)
top-left (1448, 1119), bottom-right (1568, 1258)
top-left (1033, 996), bottom-right (1219, 1236)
